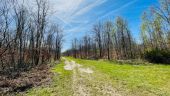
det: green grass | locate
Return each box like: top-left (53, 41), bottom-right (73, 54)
top-left (25, 57), bottom-right (170, 96)
top-left (25, 60), bottom-right (73, 96)
top-left (67, 57), bottom-right (170, 96)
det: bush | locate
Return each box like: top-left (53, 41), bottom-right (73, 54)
top-left (144, 49), bottom-right (170, 64)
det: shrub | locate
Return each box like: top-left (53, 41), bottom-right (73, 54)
top-left (144, 49), bottom-right (170, 64)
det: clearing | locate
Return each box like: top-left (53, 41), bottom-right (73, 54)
top-left (25, 57), bottom-right (170, 96)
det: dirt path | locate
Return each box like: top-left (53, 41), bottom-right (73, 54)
top-left (64, 59), bottom-right (121, 96)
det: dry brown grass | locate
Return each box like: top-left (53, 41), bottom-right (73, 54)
top-left (0, 64), bottom-right (53, 95)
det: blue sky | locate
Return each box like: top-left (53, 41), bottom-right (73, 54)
top-left (49, 0), bottom-right (159, 52)
top-left (18, 0), bottom-right (159, 52)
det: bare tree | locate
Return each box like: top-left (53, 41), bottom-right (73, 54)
top-left (34, 0), bottom-right (49, 65)
top-left (54, 25), bottom-right (63, 60)
top-left (104, 21), bottom-right (113, 60)
top-left (93, 22), bottom-right (103, 58)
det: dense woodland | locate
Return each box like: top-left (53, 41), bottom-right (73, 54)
top-left (64, 0), bottom-right (170, 64)
top-left (0, 0), bottom-right (170, 77)
top-left (0, 0), bottom-right (63, 76)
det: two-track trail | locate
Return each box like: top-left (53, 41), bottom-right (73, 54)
top-left (63, 58), bottom-right (121, 96)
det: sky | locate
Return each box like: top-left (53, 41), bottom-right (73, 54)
top-left (26, 0), bottom-right (159, 52)
top-left (50, 0), bottom-right (159, 52)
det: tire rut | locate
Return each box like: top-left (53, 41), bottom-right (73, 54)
top-left (64, 59), bottom-right (121, 96)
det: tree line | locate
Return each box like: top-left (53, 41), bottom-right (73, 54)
top-left (64, 17), bottom-right (138, 60)
top-left (0, 0), bottom-right (63, 75)
top-left (64, 0), bottom-right (170, 64)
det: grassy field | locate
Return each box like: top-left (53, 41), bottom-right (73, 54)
top-left (25, 57), bottom-right (170, 96)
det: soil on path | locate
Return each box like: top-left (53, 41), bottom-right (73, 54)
top-left (63, 59), bottom-right (121, 96)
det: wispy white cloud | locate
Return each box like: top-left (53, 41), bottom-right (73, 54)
top-left (51, 0), bottom-right (107, 25)
top-left (73, 0), bottom-right (107, 16)
top-left (18, 0), bottom-right (107, 29)
top-left (51, 0), bottom-right (84, 18)
top-left (98, 0), bottom-right (138, 20)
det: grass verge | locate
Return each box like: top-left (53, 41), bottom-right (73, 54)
top-left (25, 60), bottom-right (73, 96)
top-left (67, 57), bottom-right (170, 96)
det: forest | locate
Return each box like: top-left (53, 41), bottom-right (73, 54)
top-left (0, 0), bottom-right (63, 75)
top-left (64, 0), bottom-right (170, 64)
top-left (0, 0), bottom-right (63, 94)
top-left (0, 0), bottom-right (170, 95)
